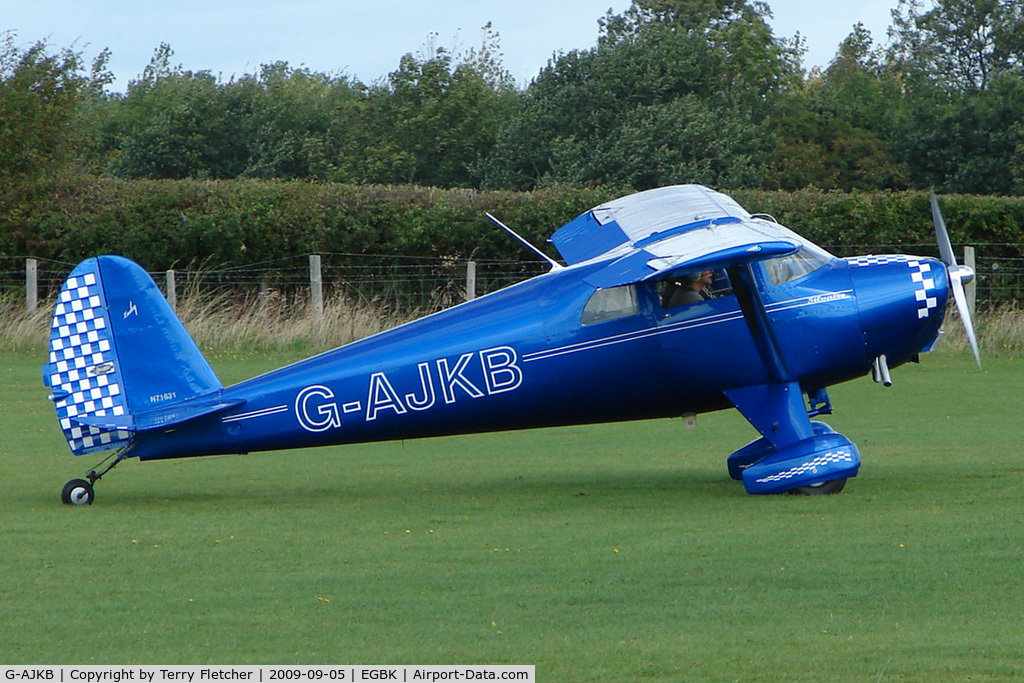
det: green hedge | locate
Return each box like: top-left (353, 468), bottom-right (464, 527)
top-left (0, 179), bottom-right (616, 269)
top-left (4, 178), bottom-right (1024, 270)
top-left (734, 189), bottom-right (1024, 255)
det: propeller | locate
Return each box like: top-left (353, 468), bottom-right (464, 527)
top-left (930, 192), bottom-right (981, 369)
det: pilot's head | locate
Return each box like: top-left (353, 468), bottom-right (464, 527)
top-left (681, 271), bottom-right (713, 289)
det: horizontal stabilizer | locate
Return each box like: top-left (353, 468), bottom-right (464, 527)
top-left (73, 397), bottom-right (245, 432)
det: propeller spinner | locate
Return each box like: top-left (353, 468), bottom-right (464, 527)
top-left (930, 192), bottom-right (982, 368)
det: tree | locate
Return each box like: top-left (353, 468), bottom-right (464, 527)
top-left (330, 26), bottom-right (517, 187)
top-left (765, 25), bottom-right (909, 191)
top-left (541, 95), bottom-right (765, 189)
top-left (0, 33), bottom-right (109, 198)
top-left (889, 0), bottom-right (1024, 93)
top-left (481, 0), bottom-right (803, 190)
top-left (241, 62), bottom-right (363, 180)
top-left (106, 44), bottom-right (256, 179)
top-left (887, 1), bottom-right (1024, 192)
top-left (893, 72), bottom-right (1024, 194)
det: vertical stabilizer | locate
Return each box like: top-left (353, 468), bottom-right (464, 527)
top-left (43, 256), bottom-right (222, 455)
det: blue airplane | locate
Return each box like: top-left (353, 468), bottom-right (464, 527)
top-left (45, 185), bottom-right (979, 505)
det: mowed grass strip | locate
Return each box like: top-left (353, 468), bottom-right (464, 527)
top-left (2, 349), bottom-right (1023, 680)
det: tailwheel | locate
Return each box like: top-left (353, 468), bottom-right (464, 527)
top-left (789, 478), bottom-right (847, 496)
top-left (61, 447), bottom-right (129, 506)
top-left (61, 478), bottom-right (95, 506)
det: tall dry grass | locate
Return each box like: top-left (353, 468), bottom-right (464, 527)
top-left (939, 306), bottom-right (1024, 355)
top-left (0, 296), bottom-right (53, 352)
top-left (0, 290), bottom-right (421, 356)
top-left (176, 289), bottom-right (422, 354)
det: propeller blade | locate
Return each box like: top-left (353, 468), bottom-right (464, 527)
top-left (931, 192), bottom-right (981, 369)
top-left (950, 268), bottom-right (982, 369)
top-left (931, 191), bottom-right (956, 267)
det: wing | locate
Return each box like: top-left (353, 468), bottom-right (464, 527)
top-left (551, 185), bottom-right (816, 289)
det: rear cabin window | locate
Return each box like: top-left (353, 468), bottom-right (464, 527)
top-left (581, 286), bottom-right (639, 325)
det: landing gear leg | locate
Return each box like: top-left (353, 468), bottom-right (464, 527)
top-left (724, 383), bottom-right (861, 495)
top-left (61, 449), bottom-right (129, 506)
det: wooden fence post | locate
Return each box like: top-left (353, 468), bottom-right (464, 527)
top-left (310, 254), bottom-right (324, 322)
top-left (964, 246), bottom-right (976, 319)
top-left (26, 258), bottom-right (38, 313)
top-left (165, 269), bottom-right (177, 312)
top-left (466, 260), bottom-right (477, 302)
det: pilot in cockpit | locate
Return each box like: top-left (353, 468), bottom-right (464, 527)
top-left (662, 270), bottom-right (715, 308)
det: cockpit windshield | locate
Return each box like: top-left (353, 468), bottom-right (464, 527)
top-left (763, 242), bottom-right (834, 286)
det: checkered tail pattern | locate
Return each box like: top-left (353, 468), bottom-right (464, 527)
top-left (44, 259), bottom-right (133, 456)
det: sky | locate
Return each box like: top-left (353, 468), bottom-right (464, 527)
top-left (4, 0), bottom-right (900, 92)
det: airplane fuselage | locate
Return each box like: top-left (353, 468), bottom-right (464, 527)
top-left (126, 252), bottom-right (948, 462)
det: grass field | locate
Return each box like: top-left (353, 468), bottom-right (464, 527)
top-left (2, 346), bottom-right (1023, 680)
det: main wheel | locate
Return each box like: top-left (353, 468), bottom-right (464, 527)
top-left (61, 479), bottom-right (95, 506)
top-left (788, 478), bottom-right (847, 496)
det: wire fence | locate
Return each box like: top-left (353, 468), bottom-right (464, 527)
top-left (0, 253), bottom-right (552, 315)
top-left (3, 243), bottom-right (1024, 314)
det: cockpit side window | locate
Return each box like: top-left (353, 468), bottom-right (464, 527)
top-left (763, 244), bottom-right (833, 286)
top-left (581, 286), bottom-right (639, 325)
top-left (659, 269), bottom-right (733, 309)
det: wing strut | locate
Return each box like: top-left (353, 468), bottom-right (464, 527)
top-left (728, 263), bottom-right (791, 384)
top-left (485, 213), bottom-right (563, 271)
